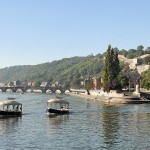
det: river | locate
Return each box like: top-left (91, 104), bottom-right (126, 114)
top-left (0, 92), bottom-right (150, 150)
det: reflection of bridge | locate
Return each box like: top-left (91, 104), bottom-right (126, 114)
top-left (0, 86), bottom-right (66, 93)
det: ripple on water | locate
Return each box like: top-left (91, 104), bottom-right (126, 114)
top-left (0, 93), bottom-right (149, 149)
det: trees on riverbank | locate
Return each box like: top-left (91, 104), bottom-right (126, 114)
top-left (141, 70), bottom-right (150, 89)
top-left (101, 45), bottom-right (120, 91)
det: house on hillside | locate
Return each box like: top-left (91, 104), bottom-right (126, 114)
top-left (40, 81), bottom-right (51, 87)
top-left (28, 82), bottom-right (33, 87)
top-left (92, 77), bottom-right (101, 90)
top-left (7, 82), bottom-right (14, 87)
top-left (14, 80), bottom-right (20, 87)
top-left (0, 83), bottom-right (6, 87)
top-left (21, 82), bottom-right (28, 86)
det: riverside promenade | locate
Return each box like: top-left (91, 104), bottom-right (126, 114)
top-left (68, 89), bottom-right (150, 104)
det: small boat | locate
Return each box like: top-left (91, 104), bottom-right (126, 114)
top-left (46, 97), bottom-right (69, 116)
top-left (0, 100), bottom-right (22, 117)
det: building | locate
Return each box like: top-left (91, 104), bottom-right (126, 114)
top-left (92, 77), bottom-right (101, 89)
top-left (40, 81), bottom-right (51, 87)
top-left (21, 82), bottom-right (28, 86)
top-left (14, 80), bottom-right (20, 87)
top-left (28, 82), bottom-right (33, 87)
top-left (8, 82), bottom-right (14, 87)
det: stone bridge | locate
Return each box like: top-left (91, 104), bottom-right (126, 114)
top-left (0, 86), bottom-right (66, 93)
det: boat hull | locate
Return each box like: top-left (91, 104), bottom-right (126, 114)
top-left (0, 111), bottom-right (22, 117)
top-left (46, 108), bottom-right (69, 116)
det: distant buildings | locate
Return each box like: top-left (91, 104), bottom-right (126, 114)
top-left (81, 77), bottom-right (101, 90)
top-left (14, 80), bottom-right (20, 86)
top-left (8, 82), bottom-right (14, 87)
top-left (40, 81), bottom-right (51, 87)
top-left (92, 77), bottom-right (101, 89)
top-left (0, 80), bottom-right (61, 88)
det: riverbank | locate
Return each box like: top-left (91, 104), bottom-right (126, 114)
top-left (68, 91), bottom-right (150, 104)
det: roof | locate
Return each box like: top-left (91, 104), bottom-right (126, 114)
top-left (47, 98), bottom-right (69, 104)
top-left (0, 100), bottom-right (22, 106)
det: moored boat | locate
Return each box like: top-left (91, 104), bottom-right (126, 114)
top-left (46, 96), bottom-right (69, 116)
top-left (0, 100), bottom-right (22, 117)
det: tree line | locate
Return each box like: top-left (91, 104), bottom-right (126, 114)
top-left (101, 45), bottom-right (150, 91)
top-left (0, 45), bottom-right (149, 90)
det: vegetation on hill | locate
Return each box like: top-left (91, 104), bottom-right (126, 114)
top-left (0, 45), bottom-right (149, 89)
top-left (0, 56), bottom-right (103, 86)
top-left (115, 45), bottom-right (150, 59)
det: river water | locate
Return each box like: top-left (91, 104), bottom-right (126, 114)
top-left (0, 92), bottom-right (150, 150)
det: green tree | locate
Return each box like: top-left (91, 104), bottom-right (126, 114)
top-left (102, 45), bottom-right (120, 91)
top-left (84, 79), bottom-right (93, 91)
top-left (63, 81), bottom-right (71, 90)
top-left (141, 69), bottom-right (150, 89)
top-left (33, 80), bottom-right (41, 87)
top-left (120, 49), bottom-right (128, 57)
top-left (136, 45), bottom-right (144, 57)
top-left (71, 78), bottom-right (81, 88)
top-left (117, 75), bottom-right (129, 89)
top-left (113, 52), bottom-right (120, 77)
top-left (143, 56), bottom-right (150, 64)
top-left (145, 47), bottom-right (150, 54)
top-left (137, 45), bottom-right (144, 51)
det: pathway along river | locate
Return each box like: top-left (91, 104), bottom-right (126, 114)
top-left (0, 92), bottom-right (150, 150)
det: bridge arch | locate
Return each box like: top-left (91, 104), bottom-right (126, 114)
top-left (33, 89), bottom-right (42, 93)
top-left (16, 88), bottom-right (23, 93)
top-left (65, 90), bottom-right (70, 94)
top-left (6, 89), bottom-right (13, 93)
top-left (55, 89), bottom-right (62, 94)
top-left (46, 89), bottom-right (52, 94)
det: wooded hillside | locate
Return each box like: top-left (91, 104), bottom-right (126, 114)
top-left (0, 45), bottom-right (149, 87)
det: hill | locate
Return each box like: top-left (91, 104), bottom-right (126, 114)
top-left (0, 56), bottom-right (103, 85)
top-left (0, 47), bottom-right (149, 87)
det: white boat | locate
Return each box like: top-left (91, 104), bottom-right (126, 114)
top-left (46, 97), bottom-right (69, 116)
top-left (0, 100), bottom-right (22, 117)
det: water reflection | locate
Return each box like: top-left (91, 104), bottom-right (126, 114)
top-left (0, 117), bottom-right (22, 134)
top-left (47, 114), bottom-right (69, 126)
top-left (0, 93), bottom-right (149, 149)
top-left (102, 105), bottom-right (121, 149)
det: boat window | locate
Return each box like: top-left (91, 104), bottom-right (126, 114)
top-left (0, 105), bottom-right (3, 110)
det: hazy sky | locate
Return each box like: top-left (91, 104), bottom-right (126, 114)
top-left (0, 0), bottom-right (150, 68)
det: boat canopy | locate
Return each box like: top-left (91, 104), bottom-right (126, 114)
top-left (47, 98), bottom-right (69, 104)
top-left (0, 100), bottom-right (22, 106)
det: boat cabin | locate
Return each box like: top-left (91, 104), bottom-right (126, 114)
top-left (0, 100), bottom-right (22, 117)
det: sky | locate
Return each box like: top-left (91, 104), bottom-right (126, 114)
top-left (0, 0), bottom-right (150, 68)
